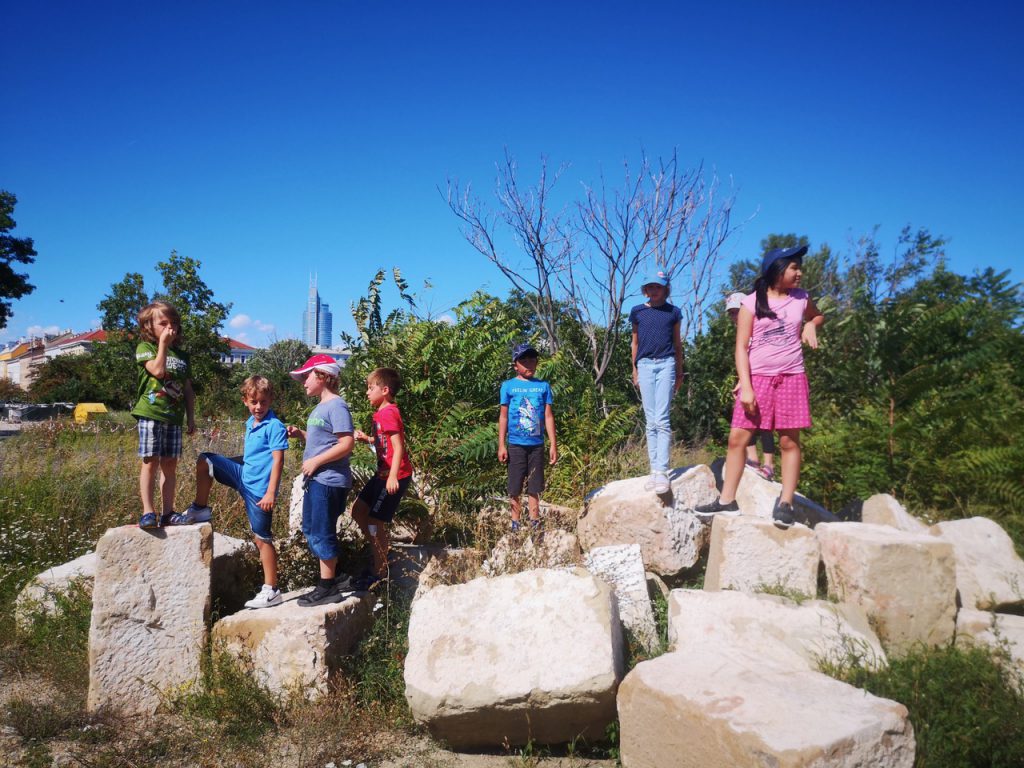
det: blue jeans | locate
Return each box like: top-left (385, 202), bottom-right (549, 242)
top-left (637, 357), bottom-right (675, 473)
top-left (302, 480), bottom-right (349, 561)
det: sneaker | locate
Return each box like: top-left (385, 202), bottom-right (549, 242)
top-left (693, 498), bottom-right (741, 521)
top-left (165, 503), bottom-right (212, 525)
top-left (511, 520), bottom-right (521, 532)
top-left (138, 512), bottom-right (159, 529)
top-left (159, 511), bottom-right (177, 527)
top-left (773, 500), bottom-right (795, 529)
top-left (643, 475), bottom-right (657, 491)
top-left (244, 585), bottom-right (282, 609)
top-left (653, 473), bottom-right (670, 494)
top-left (353, 572), bottom-right (385, 592)
top-left (333, 572), bottom-right (356, 591)
top-left (296, 583), bottom-right (342, 607)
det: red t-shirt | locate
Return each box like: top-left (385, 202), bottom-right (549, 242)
top-left (372, 402), bottom-right (414, 480)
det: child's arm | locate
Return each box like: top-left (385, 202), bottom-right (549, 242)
top-left (672, 319), bottom-right (685, 394)
top-left (734, 307), bottom-right (757, 416)
top-left (143, 327), bottom-right (175, 379)
top-left (545, 403), bottom-right (557, 465)
top-left (301, 433), bottom-right (354, 477)
top-left (353, 429), bottom-right (371, 444)
top-left (497, 405), bottom-right (509, 463)
top-left (801, 297), bottom-right (825, 349)
top-left (258, 449), bottom-right (285, 511)
top-left (184, 380), bottom-right (196, 435)
top-left (631, 327), bottom-right (640, 387)
top-left (286, 425), bottom-right (306, 441)
top-left (386, 432), bottom-right (405, 494)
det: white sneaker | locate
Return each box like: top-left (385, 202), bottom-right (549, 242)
top-left (643, 475), bottom-right (657, 491)
top-left (653, 473), bottom-right (671, 494)
top-left (180, 503), bottom-right (212, 524)
top-left (245, 585), bottom-right (282, 609)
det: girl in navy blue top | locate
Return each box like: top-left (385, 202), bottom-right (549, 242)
top-left (629, 270), bottom-right (684, 494)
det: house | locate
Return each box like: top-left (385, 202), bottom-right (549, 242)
top-left (45, 329), bottom-right (108, 359)
top-left (220, 337), bottom-right (258, 366)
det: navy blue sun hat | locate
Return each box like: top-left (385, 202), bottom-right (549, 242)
top-left (512, 342), bottom-right (539, 362)
top-left (641, 269), bottom-right (670, 287)
top-left (761, 245), bottom-right (808, 277)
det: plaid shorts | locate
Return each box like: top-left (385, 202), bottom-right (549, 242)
top-left (137, 418), bottom-right (183, 458)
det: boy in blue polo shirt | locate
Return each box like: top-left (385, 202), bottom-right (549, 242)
top-left (176, 375), bottom-right (289, 609)
top-left (498, 343), bottom-right (557, 532)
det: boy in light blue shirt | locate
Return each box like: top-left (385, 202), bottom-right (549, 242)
top-left (498, 343), bottom-right (557, 531)
top-left (178, 375), bottom-right (289, 609)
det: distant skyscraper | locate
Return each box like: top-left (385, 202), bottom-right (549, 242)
top-left (301, 276), bottom-right (334, 348)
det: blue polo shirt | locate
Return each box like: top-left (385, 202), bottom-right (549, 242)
top-left (242, 410), bottom-right (290, 497)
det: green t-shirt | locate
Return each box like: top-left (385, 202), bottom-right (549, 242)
top-left (131, 341), bottom-right (191, 425)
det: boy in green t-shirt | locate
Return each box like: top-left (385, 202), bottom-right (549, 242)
top-left (131, 300), bottom-right (195, 529)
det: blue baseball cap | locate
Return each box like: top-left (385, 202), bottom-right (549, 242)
top-left (760, 245), bottom-right (808, 277)
top-left (512, 342), bottom-right (539, 361)
top-left (641, 269), bottom-right (670, 287)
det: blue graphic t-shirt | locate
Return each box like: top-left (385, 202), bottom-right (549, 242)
top-left (303, 397), bottom-right (354, 488)
top-left (500, 377), bottom-right (554, 447)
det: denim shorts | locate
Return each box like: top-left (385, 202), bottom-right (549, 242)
top-left (201, 452), bottom-right (273, 541)
top-left (302, 479), bottom-right (349, 561)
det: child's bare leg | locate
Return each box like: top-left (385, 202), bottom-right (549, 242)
top-left (762, 451), bottom-right (775, 472)
top-left (139, 458), bottom-right (158, 514)
top-left (368, 519), bottom-right (389, 577)
top-left (159, 457), bottom-right (178, 514)
top-left (745, 443), bottom-right (759, 465)
top-left (194, 456), bottom-right (214, 506)
top-left (719, 428), bottom-right (754, 504)
top-left (351, 498), bottom-right (371, 539)
top-left (777, 430), bottom-right (801, 504)
top-left (509, 495), bottom-right (522, 523)
top-left (254, 538), bottom-right (278, 588)
top-left (526, 493), bottom-right (541, 521)
top-left (319, 557), bottom-right (337, 580)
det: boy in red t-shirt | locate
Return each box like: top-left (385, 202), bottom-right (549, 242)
top-left (351, 367), bottom-right (414, 590)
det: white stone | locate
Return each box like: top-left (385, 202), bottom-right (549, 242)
top-left (618, 648), bottom-right (915, 768)
top-left (668, 588), bottom-right (886, 673)
top-left (15, 551), bottom-right (96, 632)
top-left (213, 589), bottom-right (373, 698)
top-left (287, 472), bottom-right (360, 541)
top-left (704, 514), bottom-right (820, 597)
top-left (404, 568), bottom-right (624, 748)
top-left (929, 517), bottom-right (1024, 610)
top-left (817, 522), bottom-right (957, 655)
top-left (483, 528), bottom-right (581, 576)
top-left (211, 532), bottom-right (260, 615)
top-left (584, 544), bottom-right (658, 652)
top-left (956, 609), bottom-right (1024, 677)
top-left (861, 494), bottom-right (929, 532)
top-left (87, 524), bottom-right (212, 715)
top-left (578, 465), bottom-right (716, 578)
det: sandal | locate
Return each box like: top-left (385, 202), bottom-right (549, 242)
top-left (758, 465), bottom-right (775, 481)
top-left (744, 459), bottom-right (760, 471)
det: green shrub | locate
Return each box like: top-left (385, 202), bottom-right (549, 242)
top-left (342, 587), bottom-right (413, 723)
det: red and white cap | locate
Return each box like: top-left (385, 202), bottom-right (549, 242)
top-left (289, 354), bottom-right (341, 380)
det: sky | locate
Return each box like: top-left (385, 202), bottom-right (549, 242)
top-left (3, 0), bottom-right (1022, 347)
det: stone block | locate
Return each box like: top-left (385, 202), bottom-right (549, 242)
top-left (618, 648), bottom-right (914, 768)
top-left (578, 465), bottom-right (716, 578)
top-left (816, 522), bottom-right (956, 654)
top-left (404, 568), bottom-right (624, 748)
top-left (213, 589), bottom-right (373, 698)
top-left (211, 532), bottom-right (260, 616)
top-left (584, 544), bottom-right (658, 651)
top-left (16, 551), bottom-right (96, 632)
top-left (483, 528), bottom-right (581, 576)
top-left (956, 609), bottom-right (1024, 677)
top-left (87, 524), bottom-right (212, 715)
top-left (861, 494), bottom-right (928, 532)
top-left (930, 517), bottom-right (1024, 610)
top-left (704, 514), bottom-right (819, 597)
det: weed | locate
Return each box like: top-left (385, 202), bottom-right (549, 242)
top-left (755, 582), bottom-right (813, 605)
top-left (6, 696), bottom-right (82, 741)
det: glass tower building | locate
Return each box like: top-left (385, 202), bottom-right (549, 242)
top-left (301, 276), bottom-right (333, 348)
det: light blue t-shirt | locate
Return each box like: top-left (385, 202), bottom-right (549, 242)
top-left (303, 397), bottom-right (354, 488)
top-left (500, 377), bottom-right (554, 447)
top-left (242, 411), bottom-right (290, 497)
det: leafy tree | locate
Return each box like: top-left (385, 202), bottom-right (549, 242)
top-left (93, 272), bottom-right (150, 408)
top-left (0, 377), bottom-right (26, 402)
top-left (28, 355), bottom-right (104, 403)
top-left (231, 339), bottom-right (312, 423)
top-left (0, 191), bottom-right (37, 330)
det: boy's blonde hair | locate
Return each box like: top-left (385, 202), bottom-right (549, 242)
top-left (367, 367), bottom-right (401, 397)
top-left (314, 370), bottom-right (339, 393)
top-left (240, 375), bottom-right (274, 400)
top-left (137, 300), bottom-right (182, 343)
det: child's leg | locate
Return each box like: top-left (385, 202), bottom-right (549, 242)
top-left (651, 359), bottom-right (674, 474)
top-left (719, 427), bottom-right (755, 504)
top-left (139, 458), bottom-right (158, 515)
top-left (760, 431), bottom-right (775, 470)
top-left (526, 493), bottom-right (541, 521)
top-left (777, 429), bottom-right (801, 504)
top-left (351, 497), bottom-right (371, 539)
top-left (254, 537), bottom-right (278, 589)
top-left (509, 495), bottom-right (522, 522)
top-left (194, 455), bottom-right (215, 506)
top-left (159, 457), bottom-right (178, 514)
top-left (367, 519), bottom-right (390, 578)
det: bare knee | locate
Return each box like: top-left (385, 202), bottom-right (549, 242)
top-left (728, 429), bottom-right (753, 451)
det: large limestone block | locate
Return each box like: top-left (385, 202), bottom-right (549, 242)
top-left (16, 551), bottom-right (96, 632)
top-left (483, 529), bottom-right (581, 575)
top-left (618, 648), bottom-right (914, 768)
top-left (213, 590), bottom-right (373, 698)
top-left (956, 609), bottom-right (1024, 677)
top-left (929, 517), bottom-right (1024, 610)
top-left (704, 515), bottom-right (819, 597)
top-left (667, 588), bottom-right (886, 672)
top-left (578, 465), bottom-right (716, 578)
top-left (287, 473), bottom-right (360, 540)
top-left (88, 524), bottom-right (212, 715)
top-left (584, 544), bottom-right (658, 651)
top-left (713, 460), bottom-right (836, 527)
top-left (861, 494), bottom-right (928, 532)
top-left (817, 523), bottom-right (956, 654)
top-left (405, 568), bottom-right (624, 748)
top-left (211, 532), bottom-right (261, 615)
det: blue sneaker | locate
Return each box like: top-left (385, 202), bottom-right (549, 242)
top-left (138, 513), bottom-right (159, 529)
top-left (164, 503), bottom-right (212, 526)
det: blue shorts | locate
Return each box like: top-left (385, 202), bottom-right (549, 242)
top-left (302, 479), bottom-right (349, 561)
top-left (138, 418), bottom-right (182, 459)
top-left (200, 452), bottom-right (273, 542)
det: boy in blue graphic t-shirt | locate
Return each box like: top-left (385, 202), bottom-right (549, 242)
top-left (498, 343), bottom-right (558, 532)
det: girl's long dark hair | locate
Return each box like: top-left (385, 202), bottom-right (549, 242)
top-left (753, 257), bottom-right (801, 319)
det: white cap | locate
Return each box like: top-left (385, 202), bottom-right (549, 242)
top-left (726, 292), bottom-right (745, 311)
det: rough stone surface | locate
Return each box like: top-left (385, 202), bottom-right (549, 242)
top-left (16, 551), bottom-right (96, 632)
top-left (929, 517), bottom-right (1024, 610)
top-left (387, 543), bottom-right (445, 595)
top-left (704, 515), bottom-right (819, 597)
top-left (668, 588), bottom-right (886, 672)
top-left (211, 533), bottom-right (260, 616)
top-left (578, 465), bottom-right (716, 578)
top-left (287, 472), bottom-right (360, 540)
top-left (861, 494), bottom-right (929, 532)
top-left (414, 548), bottom-right (486, 597)
top-left (483, 529), bottom-right (581, 575)
top-left (817, 522), bottom-right (956, 654)
top-left (405, 568), bottom-right (624, 749)
top-left (87, 524), bottom-right (212, 715)
top-left (213, 589), bottom-right (373, 698)
top-left (584, 544), bottom-right (657, 651)
top-left (618, 647), bottom-right (915, 768)
top-left (956, 609), bottom-right (1024, 676)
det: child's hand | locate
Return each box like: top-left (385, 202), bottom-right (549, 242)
top-left (498, 444), bottom-right (508, 463)
top-left (801, 323), bottom-right (819, 349)
top-left (159, 325), bottom-right (176, 346)
top-left (632, 368), bottom-right (639, 387)
top-left (740, 385), bottom-right (758, 417)
top-left (257, 492), bottom-right (275, 512)
top-left (286, 425), bottom-right (302, 440)
top-left (386, 475), bottom-right (399, 494)
top-left (354, 429), bottom-right (369, 443)
top-left (186, 418), bottom-right (196, 435)
top-left (549, 445), bottom-right (558, 465)
top-left (301, 458), bottom-right (318, 477)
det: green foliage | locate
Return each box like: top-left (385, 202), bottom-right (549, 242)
top-left (27, 355), bottom-right (105, 403)
top-left (342, 589), bottom-right (414, 722)
top-left (6, 580), bottom-right (93, 690)
top-left (0, 190), bottom-right (37, 330)
top-left (230, 338), bottom-right (313, 424)
top-left (824, 643), bottom-right (1024, 768)
top-left (0, 376), bottom-right (27, 401)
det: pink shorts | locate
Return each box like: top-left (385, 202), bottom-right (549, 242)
top-left (731, 373), bottom-right (811, 431)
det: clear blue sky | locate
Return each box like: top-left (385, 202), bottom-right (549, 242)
top-left (3, 0), bottom-right (1021, 346)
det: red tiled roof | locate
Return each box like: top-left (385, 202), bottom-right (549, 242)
top-left (223, 337), bottom-right (257, 351)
